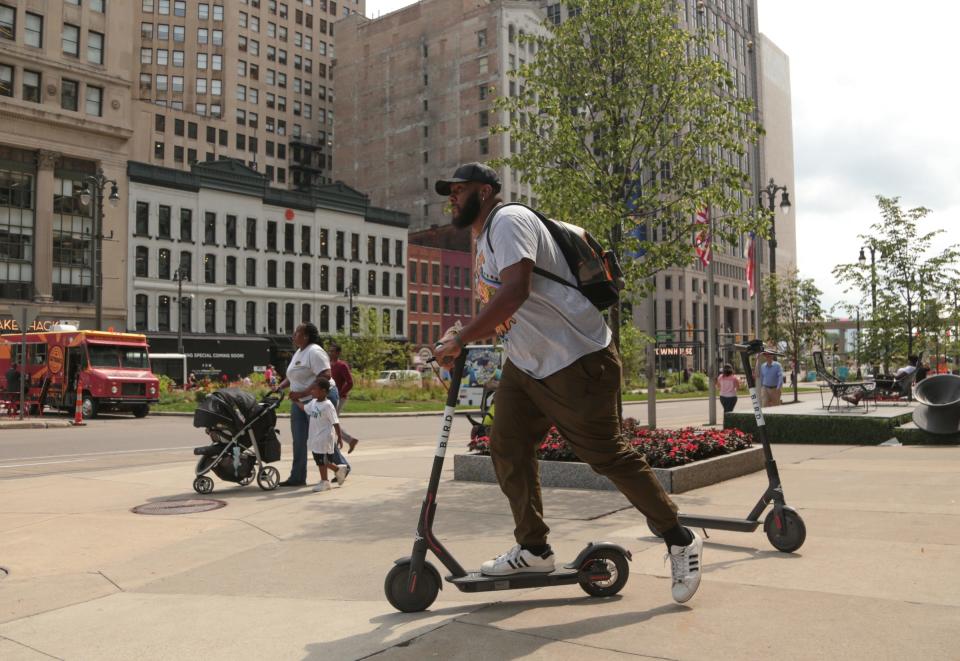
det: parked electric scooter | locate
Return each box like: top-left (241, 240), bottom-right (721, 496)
top-left (385, 349), bottom-right (633, 613)
top-left (647, 340), bottom-right (807, 552)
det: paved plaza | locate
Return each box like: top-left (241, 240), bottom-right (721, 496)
top-left (0, 403), bottom-right (958, 660)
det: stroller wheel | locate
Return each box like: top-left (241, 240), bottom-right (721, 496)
top-left (193, 475), bottom-right (214, 494)
top-left (257, 465), bottom-right (280, 491)
top-left (239, 471), bottom-right (255, 486)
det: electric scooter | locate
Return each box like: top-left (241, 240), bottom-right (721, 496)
top-left (647, 340), bottom-right (807, 552)
top-left (385, 349), bottom-right (633, 613)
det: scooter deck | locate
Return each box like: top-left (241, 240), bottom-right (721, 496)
top-left (679, 513), bottom-right (761, 532)
top-left (447, 568), bottom-right (594, 593)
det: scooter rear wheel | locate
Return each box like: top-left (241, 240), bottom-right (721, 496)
top-left (578, 548), bottom-right (629, 597)
top-left (764, 507), bottom-right (806, 553)
top-left (385, 560), bottom-right (440, 612)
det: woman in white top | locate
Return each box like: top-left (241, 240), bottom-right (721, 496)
top-left (275, 322), bottom-right (335, 487)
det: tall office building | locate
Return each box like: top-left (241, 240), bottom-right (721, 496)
top-left (132, 0), bottom-right (364, 191)
top-left (333, 0), bottom-right (547, 232)
top-left (0, 0), bottom-right (135, 328)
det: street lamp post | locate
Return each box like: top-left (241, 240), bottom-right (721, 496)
top-left (856, 307), bottom-right (861, 379)
top-left (79, 169), bottom-right (119, 330)
top-left (758, 178), bottom-right (791, 276)
top-left (173, 268), bottom-right (190, 354)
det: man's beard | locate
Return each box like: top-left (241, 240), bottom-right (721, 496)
top-left (452, 190), bottom-right (483, 229)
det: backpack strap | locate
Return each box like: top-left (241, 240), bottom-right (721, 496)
top-left (482, 203), bottom-right (578, 289)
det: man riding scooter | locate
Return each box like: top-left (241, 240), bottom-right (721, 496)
top-left (432, 163), bottom-right (703, 604)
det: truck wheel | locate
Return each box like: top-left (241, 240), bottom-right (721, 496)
top-left (81, 395), bottom-right (98, 419)
top-left (132, 404), bottom-right (149, 418)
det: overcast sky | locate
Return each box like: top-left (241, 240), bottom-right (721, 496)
top-left (364, 1), bottom-right (960, 314)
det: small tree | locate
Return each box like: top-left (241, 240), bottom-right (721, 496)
top-left (762, 270), bottom-right (824, 401)
top-left (833, 196), bottom-right (958, 372)
top-left (495, 0), bottom-right (765, 349)
top-left (330, 307), bottom-right (409, 375)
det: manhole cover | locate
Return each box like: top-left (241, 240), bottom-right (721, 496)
top-left (131, 499), bottom-right (226, 515)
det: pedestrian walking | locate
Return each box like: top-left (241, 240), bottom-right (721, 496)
top-left (274, 323), bottom-right (350, 487)
top-left (432, 162), bottom-right (703, 604)
top-left (756, 350), bottom-right (784, 407)
top-left (295, 376), bottom-right (348, 493)
top-left (717, 363), bottom-right (739, 413)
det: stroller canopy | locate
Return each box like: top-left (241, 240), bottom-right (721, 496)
top-left (193, 388), bottom-right (260, 430)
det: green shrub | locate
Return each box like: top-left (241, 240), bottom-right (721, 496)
top-left (157, 374), bottom-right (176, 395)
top-left (724, 410), bottom-right (913, 445)
top-left (690, 372), bottom-right (708, 391)
top-left (670, 383), bottom-right (698, 394)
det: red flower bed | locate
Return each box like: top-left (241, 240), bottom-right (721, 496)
top-left (468, 417), bottom-right (753, 469)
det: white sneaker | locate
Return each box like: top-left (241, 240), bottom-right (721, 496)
top-left (666, 530), bottom-right (703, 603)
top-left (480, 544), bottom-right (555, 576)
top-left (312, 481), bottom-right (332, 492)
top-left (335, 464), bottom-right (350, 486)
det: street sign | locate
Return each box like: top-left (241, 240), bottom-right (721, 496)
top-left (10, 305), bottom-right (41, 330)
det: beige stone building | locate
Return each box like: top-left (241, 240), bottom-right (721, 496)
top-left (333, 0), bottom-right (545, 232)
top-left (0, 0), bottom-right (135, 330)
top-left (131, 0), bottom-right (364, 191)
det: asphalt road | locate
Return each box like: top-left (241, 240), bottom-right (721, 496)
top-left (0, 391), bottom-right (820, 479)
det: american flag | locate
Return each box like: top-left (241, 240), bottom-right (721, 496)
top-left (746, 232), bottom-right (756, 298)
top-left (693, 207), bottom-right (711, 267)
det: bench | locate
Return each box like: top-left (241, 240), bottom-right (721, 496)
top-left (813, 351), bottom-right (875, 413)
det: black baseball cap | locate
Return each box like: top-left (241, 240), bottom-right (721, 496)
top-left (435, 162), bottom-right (501, 196)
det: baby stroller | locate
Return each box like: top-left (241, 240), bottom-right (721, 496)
top-left (191, 388), bottom-right (284, 494)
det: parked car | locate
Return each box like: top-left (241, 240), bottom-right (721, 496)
top-left (375, 370), bottom-right (423, 387)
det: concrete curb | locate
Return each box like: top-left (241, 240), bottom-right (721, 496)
top-left (0, 419), bottom-right (75, 429)
top-left (453, 446), bottom-right (764, 494)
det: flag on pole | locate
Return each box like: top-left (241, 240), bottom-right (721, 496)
top-left (693, 207), bottom-right (711, 267)
top-left (746, 231), bottom-right (756, 298)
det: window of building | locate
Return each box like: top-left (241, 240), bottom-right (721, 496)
top-left (301, 263), bottom-right (310, 289)
top-left (179, 208), bottom-right (192, 241)
top-left (61, 78), bottom-right (79, 111)
top-left (22, 70), bottom-right (40, 102)
top-left (267, 301), bottom-right (277, 333)
top-left (52, 172), bottom-right (96, 303)
top-left (225, 299), bottom-right (236, 333)
top-left (245, 217), bottom-right (257, 248)
top-left (204, 211), bottom-right (216, 244)
top-left (266, 221), bottom-right (277, 251)
top-left (0, 5), bottom-right (15, 41)
top-left (135, 201), bottom-right (149, 236)
top-left (157, 48), bottom-right (169, 66)
top-left (62, 24), bottom-right (79, 57)
top-left (85, 30), bottom-right (105, 65)
top-left (158, 249), bottom-right (171, 280)
top-left (84, 85), bottom-right (103, 117)
top-left (204, 298), bottom-right (216, 332)
top-left (245, 301), bottom-right (256, 334)
top-left (172, 49), bottom-right (184, 66)
top-left (158, 205), bottom-right (171, 238)
top-left (24, 12), bottom-right (42, 47)
top-left (246, 257), bottom-right (256, 286)
top-left (225, 255), bottom-right (236, 285)
top-left (204, 254), bottom-right (216, 283)
top-left (319, 265), bottom-right (329, 291)
top-left (135, 246), bottom-right (149, 278)
top-left (197, 27), bottom-right (207, 44)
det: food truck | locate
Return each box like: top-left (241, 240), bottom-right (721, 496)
top-left (0, 323), bottom-right (160, 418)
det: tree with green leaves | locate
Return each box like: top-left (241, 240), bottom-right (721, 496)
top-left (832, 196), bottom-right (958, 372)
top-left (330, 307), bottom-right (410, 375)
top-left (761, 270), bottom-right (824, 401)
top-left (494, 0), bottom-right (765, 347)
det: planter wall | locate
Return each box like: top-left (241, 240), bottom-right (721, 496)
top-left (453, 446), bottom-right (764, 494)
top-left (724, 411), bottom-right (913, 445)
top-left (893, 423), bottom-right (960, 446)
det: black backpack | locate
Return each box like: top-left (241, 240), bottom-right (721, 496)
top-left (484, 203), bottom-right (625, 311)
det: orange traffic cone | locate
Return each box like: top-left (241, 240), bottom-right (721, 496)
top-left (72, 379), bottom-right (86, 426)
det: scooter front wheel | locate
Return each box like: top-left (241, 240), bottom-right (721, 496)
top-left (385, 560), bottom-right (440, 612)
top-left (578, 548), bottom-right (629, 598)
top-left (764, 507), bottom-right (806, 553)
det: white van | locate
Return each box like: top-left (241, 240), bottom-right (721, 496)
top-left (375, 370), bottom-right (423, 387)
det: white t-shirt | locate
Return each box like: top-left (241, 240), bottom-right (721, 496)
top-left (304, 398), bottom-right (339, 454)
top-left (286, 344), bottom-right (330, 392)
top-left (476, 205), bottom-right (611, 379)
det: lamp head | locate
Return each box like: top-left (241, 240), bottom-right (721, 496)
top-left (79, 187), bottom-right (92, 208)
top-left (779, 190), bottom-right (791, 213)
top-left (108, 182), bottom-right (120, 207)
top-left (858, 247), bottom-right (866, 266)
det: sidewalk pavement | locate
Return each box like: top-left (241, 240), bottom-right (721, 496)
top-left (0, 436), bottom-right (958, 659)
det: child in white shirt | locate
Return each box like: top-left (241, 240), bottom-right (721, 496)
top-left (296, 377), bottom-right (347, 492)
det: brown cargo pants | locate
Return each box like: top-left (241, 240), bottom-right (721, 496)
top-left (490, 342), bottom-right (680, 546)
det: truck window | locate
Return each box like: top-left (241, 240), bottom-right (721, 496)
top-left (88, 345), bottom-right (149, 369)
top-left (30, 344), bottom-right (47, 365)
